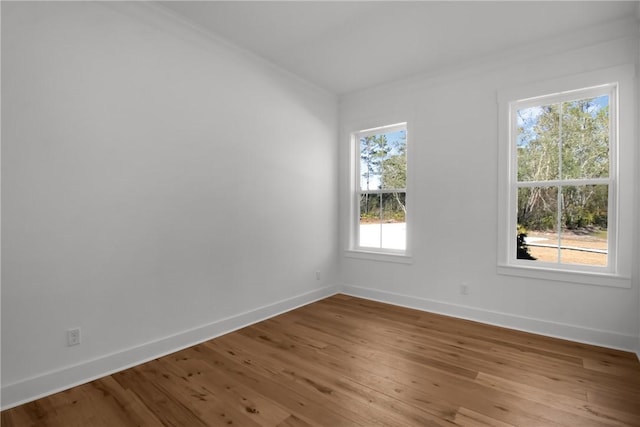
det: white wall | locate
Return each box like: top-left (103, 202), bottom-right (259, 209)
top-left (339, 18), bottom-right (639, 352)
top-left (1, 2), bottom-right (338, 408)
top-left (637, 3), bottom-right (640, 361)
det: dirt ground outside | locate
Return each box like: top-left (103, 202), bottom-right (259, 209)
top-left (358, 220), bottom-right (608, 266)
top-left (525, 230), bottom-right (608, 266)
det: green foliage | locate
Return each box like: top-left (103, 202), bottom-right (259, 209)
top-left (359, 192), bottom-right (406, 223)
top-left (516, 97), bottom-right (609, 232)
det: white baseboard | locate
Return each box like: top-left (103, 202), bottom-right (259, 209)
top-left (1, 285), bottom-right (339, 410)
top-left (340, 284), bottom-right (638, 353)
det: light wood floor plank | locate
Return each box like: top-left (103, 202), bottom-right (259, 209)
top-left (3, 294), bottom-right (640, 426)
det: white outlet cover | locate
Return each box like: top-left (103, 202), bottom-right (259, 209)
top-left (67, 328), bottom-right (81, 346)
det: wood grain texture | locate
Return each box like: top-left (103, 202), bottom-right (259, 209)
top-left (3, 294), bottom-right (640, 426)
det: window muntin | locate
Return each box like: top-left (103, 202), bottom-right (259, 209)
top-left (352, 123), bottom-right (407, 254)
top-left (510, 85), bottom-right (615, 272)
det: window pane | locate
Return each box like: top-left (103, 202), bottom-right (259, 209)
top-left (380, 130), bottom-right (407, 190)
top-left (560, 185), bottom-right (608, 266)
top-left (517, 186), bottom-right (558, 262)
top-left (380, 192), bottom-right (406, 222)
top-left (360, 136), bottom-right (383, 191)
top-left (360, 193), bottom-right (381, 223)
top-left (381, 192), bottom-right (406, 250)
top-left (561, 96), bottom-right (609, 179)
top-left (516, 104), bottom-right (559, 182)
top-left (358, 192), bottom-right (406, 250)
top-left (516, 185), bottom-right (609, 266)
top-left (360, 129), bottom-right (407, 191)
top-left (359, 193), bottom-right (381, 248)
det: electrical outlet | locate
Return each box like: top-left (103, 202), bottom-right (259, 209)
top-left (67, 328), bottom-right (81, 346)
top-left (460, 283), bottom-right (469, 295)
top-left (315, 271), bottom-right (321, 280)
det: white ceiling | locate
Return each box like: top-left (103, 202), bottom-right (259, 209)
top-left (159, 1), bottom-right (638, 95)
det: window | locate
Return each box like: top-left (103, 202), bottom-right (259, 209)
top-left (498, 66), bottom-right (634, 287)
top-left (350, 123), bottom-right (408, 256)
top-left (513, 85), bottom-right (614, 269)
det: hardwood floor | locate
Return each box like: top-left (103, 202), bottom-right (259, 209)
top-left (3, 294), bottom-right (640, 426)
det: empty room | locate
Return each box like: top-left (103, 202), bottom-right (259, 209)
top-left (2, 1), bottom-right (639, 426)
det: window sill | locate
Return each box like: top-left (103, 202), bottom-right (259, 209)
top-left (497, 264), bottom-right (631, 288)
top-left (345, 250), bottom-right (413, 264)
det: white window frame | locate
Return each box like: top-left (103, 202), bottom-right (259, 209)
top-left (497, 66), bottom-right (634, 288)
top-left (347, 122), bottom-right (411, 262)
